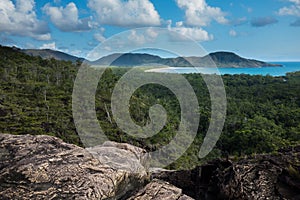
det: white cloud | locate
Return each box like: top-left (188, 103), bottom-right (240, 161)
top-left (43, 2), bottom-right (94, 32)
top-left (88, 0), bottom-right (161, 27)
top-left (128, 30), bottom-right (146, 45)
top-left (126, 28), bottom-right (159, 45)
top-left (169, 22), bottom-right (213, 41)
top-left (176, 0), bottom-right (228, 26)
top-left (176, 21), bottom-right (184, 27)
top-left (94, 33), bottom-right (106, 42)
top-left (70, 49), bottom-right (82, 57)
top-left (40, 42), bottom-right (56, 50)
top-left (0, 0), bottom-right (50, 40)
top-left (278, 0), bottom-right (300, 16)
top-left (94, 28), bottom-right (106, 42)
top-left (146, 27), bottom-right (159, 39)
top-left (229, 29), bottom-right (237, 37)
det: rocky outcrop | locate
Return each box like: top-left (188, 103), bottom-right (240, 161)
top-left (217, 147), bottom-right (300, 200)
top-left (0, 133), bottom-right (299, 199)
top-left (87, 141), bottom-right (149, 178)
top-left (128, 179), bottom-right (194, 200)
top-left (151, 160), bottom-right (231, 199)
top-left (0, 134), bottom-right (149, 199)
top-left (0, 133), bottom-right (194, 199)
top-left (153, 147), bottom-right (300, 200)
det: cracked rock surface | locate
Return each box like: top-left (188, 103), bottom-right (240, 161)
top-left (0, 134), bottom-right (148, 199)
top-left (153, 148), bottom-right (300, 200)
top-left (127, 179), bottom-right (194, 200)
top-left (0, 134), bottom-right (194, 200)
top-left (1, 133), bottom-right (299, 200)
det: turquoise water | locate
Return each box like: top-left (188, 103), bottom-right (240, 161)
top-left (153, 62), bottom-right (300, 76)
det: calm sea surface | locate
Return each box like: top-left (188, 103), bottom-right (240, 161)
top-left (147, 62), bottom-right (300, 76)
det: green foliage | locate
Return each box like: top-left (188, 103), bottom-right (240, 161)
top-left (287, 165), bottom-right (300, 180)
top-left (0, 45), bottom-right (299, 169)
top-left (0, 46), bottom-right (80, 145)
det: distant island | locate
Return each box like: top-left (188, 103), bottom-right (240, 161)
top-left (94, 52), bottom-right (282, 68)
top-left (18, 46), bottom-right (282, 68)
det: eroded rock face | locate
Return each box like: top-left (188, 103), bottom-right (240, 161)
top-left (0, 134), bottom-right (195, 200)
top-left (152, 148), bottom-right (300, 200)
top-left (0, 134), bottom-right (148, 199)
top-left (217, 148), bottom-right (300, 200)
top-left (127, 179), bottom-right (194, 200)
top-left (1, 133), bottom-right (299, 200)
top-left (87, 141), bottom-right (149, 178)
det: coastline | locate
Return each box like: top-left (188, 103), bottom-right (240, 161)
top-left (144, 62), bottom-right (300, 76)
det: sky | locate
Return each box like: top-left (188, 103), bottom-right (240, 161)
top-left (0, 0), bottom-right (300, 61)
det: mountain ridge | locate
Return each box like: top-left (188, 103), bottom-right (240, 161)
top-left (2, 45), bottom-right (281, 68)
top-left (94, 51), bottom-right (282, 68)
top-left (22, 48), bottom-right (84, 63)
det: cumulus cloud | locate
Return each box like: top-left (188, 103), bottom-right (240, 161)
top-left (43, 2), bottom-right (94, 32)
top-left (94, 33), bottom-right (106, 42)
top-left (40, 42), bottom-right (56, 50)
top-left (146, 27), bottom-right (159, 39)
top-left (87, 0), bottom-right (160, 27)
top-left (94, 27), bottom-right (106, 42)
top-left (94, 33), bottom-right (106, 43)
top-left (175, 0), bottom-right (228, 26)
top-left (168, 21), bottom-right (213, 41)
top-left (0, 0), bottom-right (50, 40)
top-left (128, 30), bottom-right (147, 45)
top-left (278, 0), bottom-right (300, 16)
top-left (251, 17), bottom-right (278, 27)
top-left (127, 28), bottom-right (159, 45)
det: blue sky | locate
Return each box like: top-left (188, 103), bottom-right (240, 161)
top-left (0, 0), bottom-right (300, 61)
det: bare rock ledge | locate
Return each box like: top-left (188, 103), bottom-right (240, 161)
top-left (1, 133), bottom-right (300, 199)
top-left (0, 134), bottom-right (192, 199)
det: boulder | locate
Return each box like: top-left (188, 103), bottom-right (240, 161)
top-left (87, 141), bottom-right (149, 178)
top-left (1, 133), bottom-right (299, 200)
top-left (127, 179), bottom-right (194, 200)
top-left (0, 134), bottom-right (147, 199)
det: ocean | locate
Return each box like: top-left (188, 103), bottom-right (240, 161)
top-left (145, 62), bottom-right (300, 76)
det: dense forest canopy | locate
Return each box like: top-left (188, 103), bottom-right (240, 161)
top-left (0, 45), bottom-right (299, 169)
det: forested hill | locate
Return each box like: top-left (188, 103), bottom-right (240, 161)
top-left (0, 45), bottom-right (83, 63)
top-left (3, 45), bottom-right (280, 68)
top-left (22, 48), bottom-right (84, 63)
top-left (0, 45), bottom-right (299, 169)
top-left (95, 51), bottom-right (281, 68)
top-left (0, 45), bottom-right (81, 144)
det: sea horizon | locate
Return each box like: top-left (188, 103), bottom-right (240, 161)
top-left (145, 62), bottom-right (300, 76)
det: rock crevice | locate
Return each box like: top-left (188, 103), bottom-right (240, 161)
top-left (1, 133), bottom-right (299, 200)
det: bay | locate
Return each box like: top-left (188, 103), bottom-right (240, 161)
top-left (146, 62), bottom-right (300, 76)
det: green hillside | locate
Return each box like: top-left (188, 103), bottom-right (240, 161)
top-left (0, 45), bottom-right (299, 169)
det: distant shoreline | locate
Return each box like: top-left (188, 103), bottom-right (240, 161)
top-left (144, 62), bottom-right (300, 76)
